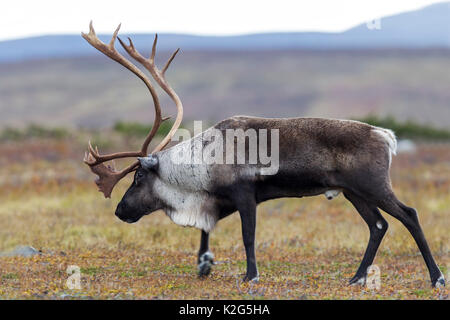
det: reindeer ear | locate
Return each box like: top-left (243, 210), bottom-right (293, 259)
top-left (138, 155), bottom-right (159, 171)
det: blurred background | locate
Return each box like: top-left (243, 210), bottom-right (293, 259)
top-left (1, 1), bottom-right (449, 130)
top-left (0, 1), bottom-right (448, 299)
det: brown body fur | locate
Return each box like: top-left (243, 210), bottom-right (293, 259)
top-left (211, 116), bottom-right (391, 203)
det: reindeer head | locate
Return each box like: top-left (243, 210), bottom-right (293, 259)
top-left (115, 155), bottom-right (163, 223)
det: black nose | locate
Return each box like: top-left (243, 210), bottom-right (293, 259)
top-left (115, 202), bottom-right (126, 219)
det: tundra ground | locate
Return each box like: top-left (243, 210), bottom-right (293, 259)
top-left (0, 137), bottom-right (448, 299)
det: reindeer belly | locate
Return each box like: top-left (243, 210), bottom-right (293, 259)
top-left (255, 169), bottom-right (337, 202)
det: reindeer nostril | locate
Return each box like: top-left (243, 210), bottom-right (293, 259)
top-left (115, 202), bottom-right (125, 217)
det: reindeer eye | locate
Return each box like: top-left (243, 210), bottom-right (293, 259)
top-left (137, 172), bottom-right (144, 179)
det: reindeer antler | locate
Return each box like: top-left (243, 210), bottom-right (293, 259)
top-left (81, 22), bottom-right (183, 197)
top-left (118, 34), bottom-right (183, 152)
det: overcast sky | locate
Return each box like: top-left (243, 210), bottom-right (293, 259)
top-left (0, 0), bottom-right (445, 41)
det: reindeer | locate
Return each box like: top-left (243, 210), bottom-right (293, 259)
top-left (82, 22), bottom-right (445, 287)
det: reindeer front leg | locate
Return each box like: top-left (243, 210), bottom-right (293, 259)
top-left (237, 199), bottom-right (259, 282)
top-left (198, 230), bottom-right (214, 277)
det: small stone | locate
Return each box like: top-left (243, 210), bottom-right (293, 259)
top-left (0, 245), bottom-right (41, 257)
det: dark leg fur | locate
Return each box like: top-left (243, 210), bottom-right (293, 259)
top-left (344, 191), bottom-right (388, 285)
top-left (376, 192), bottom-right (445, 287)
top-left (197, 230), bottom-right (214, 277)
top-left (235, 192), bottom-right (259, 282)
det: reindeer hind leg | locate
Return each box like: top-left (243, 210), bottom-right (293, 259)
top-left (343, 191), bottom-right (388, 286)
top-left (374, 190), bottom-right (444, 287)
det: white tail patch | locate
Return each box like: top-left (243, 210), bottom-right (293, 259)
top-left (372, 127), bottom-right (397, 165)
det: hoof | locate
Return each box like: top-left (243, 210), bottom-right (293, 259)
top-left (243, 274), bottom-right (259, 283)
top-left (432, 274), bottom-right (446, 288)
top-left (349, 274), bottom-right (366, 286)
top-left (197, 251), bottom-right (214, 278)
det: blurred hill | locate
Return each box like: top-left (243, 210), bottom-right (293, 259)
top-left (0, 2), bottom-right (449, 63)
top-left (1, 49), bottom-right (449, 129)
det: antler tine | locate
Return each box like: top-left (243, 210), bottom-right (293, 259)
top-left (161, 48), bottom-right (180, 76)
top-left (150, 34), bottom-right (158, 63)
top-left (88, 20), bottom-right (95, 36)
top-left (119, 33), bottom-right (184, 153)
top-left (126, 37), bottom-right (136, 50)
top-left (109, 23), bottom-right (121, 47)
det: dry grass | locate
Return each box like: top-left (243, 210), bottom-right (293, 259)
top-left (0, 138), bottom-right (448, 299)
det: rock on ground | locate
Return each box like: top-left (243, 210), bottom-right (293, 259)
top-left (0, 245), bottom-right (41, 257)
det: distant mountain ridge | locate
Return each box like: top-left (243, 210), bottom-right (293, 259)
top-left (1, 2), bottom-right (449, 62)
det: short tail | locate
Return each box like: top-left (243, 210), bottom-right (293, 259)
top-left (372, 127), bottom-right (397, 157)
